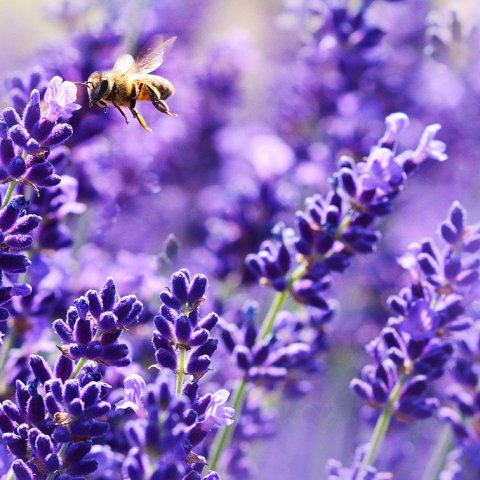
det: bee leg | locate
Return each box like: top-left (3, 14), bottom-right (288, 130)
top-left (112, 102), bottom-right (129, 124)
top-left (111, 87), bottom-right (129, 124)
top-left (145, 85), bottom-right (177, 117)
top-left (97, 100), bottom-right (108, 113)
top-left (130, 107), bottom-right (152, 132)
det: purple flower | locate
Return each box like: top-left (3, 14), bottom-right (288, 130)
top-left (43, 76), bottom-right (81, 123)
top-left (200, 389), bottom-right (235, 431)
top-left (378, 112), bottom-right (410, 147)
top-left (116, 374), bottom-right (147, 418)
top-left (410, 124), bottom-right (447, 164)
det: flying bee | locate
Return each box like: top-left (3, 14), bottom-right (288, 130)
top-left (82, 35), bottom-right (177, 132)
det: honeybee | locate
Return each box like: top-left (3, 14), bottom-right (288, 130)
top-left (82, 35), bottom-right (177, 132)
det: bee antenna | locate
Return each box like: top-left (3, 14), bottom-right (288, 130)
top-left (75, 81), bottom-right (93, 89)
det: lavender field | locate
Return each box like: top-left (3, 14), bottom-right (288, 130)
top-left (0, 1), bottom-right (479, 479)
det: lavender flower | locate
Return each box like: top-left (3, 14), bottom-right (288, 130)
top-left (44, 76), bottom-right (82, 123)
top-left (0, 77), bottom-right (79, 189)
top-left (54, 278), bottom-right (143, 369)
top-left (246, 115), bottom-right (448, 314)
top-left (153, 269), bottom-right (218, 377)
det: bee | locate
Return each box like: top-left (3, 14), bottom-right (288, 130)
top-left (82, 35), bottom-right (177, 132)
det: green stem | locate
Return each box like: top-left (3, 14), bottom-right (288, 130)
top-left (2, 181), bottom-right (17, 208)
top-left (46, 443), bottom-right (68, 480)
top-left (176, 347), bottom-right (186, 396)
top-left (421, 425), bottom-right (452, 480)
top-left (70, 330), bottom-right (103, 379)
top-left (259, 264), bottom-right (307, 340)
top-left (208, 378), bottom-right (248, 471)
top-left (0, 329), bottom-right (16, 378)
top-left (208, 264), bottom-right (307, 472)
top-left (357, 375), bottom-right (407, 480)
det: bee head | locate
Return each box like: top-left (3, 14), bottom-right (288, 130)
top-left (86, 72), bottom-right (111, 107)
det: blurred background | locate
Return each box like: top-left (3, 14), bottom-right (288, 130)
top-left (1, 0), bottom-right (480, 478)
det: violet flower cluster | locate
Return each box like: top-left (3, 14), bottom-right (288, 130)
top-left (331, 201), bottom-right (480, 477)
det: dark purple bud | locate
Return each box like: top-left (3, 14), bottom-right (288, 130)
top-left (24, 162), bottom-right (56, 184)
top-left (339, 168), bottom-right (357, 197)
top-left (444, 257), bottom-right (462, 279)
top-left (12, 460), bottom-right (34, 480)
top-left (0, 195), bottom-right (25, 230)
top-left (278, 244), bottom-right (291, 274)
top-left (183, 380), bottom-right (199, 403)
top-left (0, 139), bottom-right (15, 166)
top-left (158, 381), bottom-right (172, 410)
top-left (175, 315), bottom-right (192, 344)
top-left (195, 338), bottom-right (218, 357)
top-left (102, 343), bottom-right (129, 362)
top-left (53, 319), bottom-right (73, 343)
top-left (100, 278), bottom-right (117, 311)
top-left (221, 327), bottom-right (237, 352)
top-left (155, 348), bottom-right (177, 370)
top-left (66, 460), bottom-right (98, 477)
top-left (64, 380), bottom-right (80, 403)
top-left (2, 108), bottom-right (21, 128)
top-left (74, 297), bottom-right (90, 321)
top-left (154, 315), bottom-right (174, 339)
top-left (187, 355), bottom-right (211, 374)
top-left (160, 290), bottom-right (181, 310)
top-left (98, 311), bottom-right (117, 332)
top-left (190, 329), bottom-right (209, 346)
top-left (31, 118), bottom-right (55, 142)
top-left (252, 344), bottom-right (270, 365)
top-left (188, 274), bottom-right (208, 304)
top-left (74, 318), bottom-right (93, 346)
top-left (27, 395), bottom-right (45, 425)
top-left (464, 234), bottom-right (480, 253)
top-left (43, 123), bottom-right (73, 147)
top-left (244, 322), bottom-right (258, 349)
top-left (4, 432), bottom-right (27, 457)
top-left (29, 355), bottom-right (52, 384)
top-left (2, 400), bottom-right (24, 423)
top-left (449, 201), bottom-right (465, 232)
top-left (7, 155), bottom-right (26, 178)
top-left (296, 212), bottom-right (314, 245)
top-left (0, 251), bottom-right (30, 273)
top-left (86, 290), bottom-right (102, 318)
top-left (245, 255), bottom-right (263, 278)
top-left (417, 254), bottom-right (438, 275)
top-left (171, 271), bottom-right (189, 304)
top-left (0, 406), bottom-right (15, 433)
top-left (198, 312), bottom-right (218, 331)
top-left (235, 346), bottom-right (251, 371)
top-left (350, 379), bottom-right (373, 401)
top-left (81, 383), bottom-right (100, 407)
top-left (440, 221), bottom-right (459, 244)
top-left (23, 91), bottom-right (41, 133)
top-left (85, 401), bottom-right (110, 417)
top-left (402, 376), bottom-right (427, 397)
top-left (64, 441), bottom-right (92, 466)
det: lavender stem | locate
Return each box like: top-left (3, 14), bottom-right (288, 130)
top-left (421, 425), bottom-right (452, 480)
top-left (176, 347), bottom-right (186, 396)
top-left (357, 375), bottom-right (407, 480)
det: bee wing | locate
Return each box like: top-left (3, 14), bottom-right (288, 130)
top-left (132, 35), bottom-right (177, 74)
top-left (113, 54), bottom-right (136, 75)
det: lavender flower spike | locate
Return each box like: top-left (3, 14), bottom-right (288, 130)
top-left (43, 76), bottom-right (81, 122)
